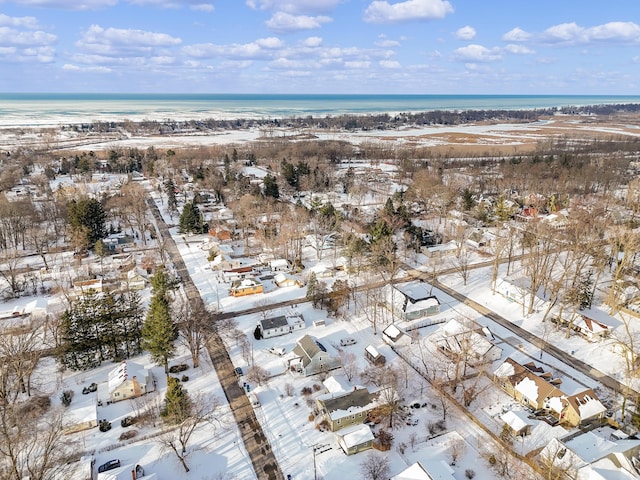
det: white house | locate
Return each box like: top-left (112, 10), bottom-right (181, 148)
top-left (106, 360), bottom-right (154, 404)
top-left (429, 318), bottom-right (502, 365)
top-left (259, 314), bottom-right (306, 339)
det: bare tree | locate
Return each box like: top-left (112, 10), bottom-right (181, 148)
top-left (0, 403), bottom-right (73, 480)
top-left (246, 365), bottom-right (270, 386)
top-left (455, 249), bottom-right (472, 286)
top-left (0, 329), bottom-right (44, 403)
top-left (176, 301), bottom-right (209, 368)
top-left (339, 351), bottom-right (358, 382)
top-left (121, 182), bottom-right (151, 245)
top-left (360, 451), bottom-right (390, 480)
top-left (160, 392), bottom-right (223, 473)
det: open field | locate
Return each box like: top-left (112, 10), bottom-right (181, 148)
top-left (2, 112), bottom-right (640, 157)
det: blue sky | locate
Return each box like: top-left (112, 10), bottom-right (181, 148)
top-left (1, 0), bottom-right (639, 94)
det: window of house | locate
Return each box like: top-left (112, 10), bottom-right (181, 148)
top-left (337, 419), bottom-right (341, 424)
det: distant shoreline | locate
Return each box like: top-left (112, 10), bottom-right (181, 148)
top-left (1, 94), bottom-right (640, 129)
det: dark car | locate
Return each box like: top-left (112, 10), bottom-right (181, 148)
top-left (98, 459), bottom-right (121, 473)
top-left (234, 367), bottom-right (243, 377)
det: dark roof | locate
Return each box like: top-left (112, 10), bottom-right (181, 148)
top-left (260, 315), bottom-right (288, 331)
top-left (318, 388), bottom-right (374, 413)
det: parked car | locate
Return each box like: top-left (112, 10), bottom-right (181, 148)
top-left (267, 346), bottom-right (286, 356)
top-left (98, 459), bottom-right (121, 473)
top-left (234, 367), bottom-right (243, 377)
top-left (340, 337), bottom-right (356, 346)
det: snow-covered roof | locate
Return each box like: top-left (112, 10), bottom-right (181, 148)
top-left (338, 424), bottom-right (374, 449)
top-left (107, 360), bottom-right (147, 392)
top-left (500, 410), bottom-right (531, 432)
top-left (365, 344), bottom-right (381, 358)
top-left (390, 462), bottom-right (432, 480)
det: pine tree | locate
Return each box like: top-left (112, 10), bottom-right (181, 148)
top-left (142, 293), bottom-right (175, 374)
top-left (263, 174), bottom-right (280, 199)
top-left (179, 201), bottom-right (203, 234)
top-left (67, 198), bottom-right (106, 246)
top-left (142, 267), bottom-right (176, 373)
top-left (161, 376), bottom-right (192, 424)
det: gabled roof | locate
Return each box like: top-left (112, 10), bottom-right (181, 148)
top-left (107, 360), bottom-right (147, 392)
top-left (317, 387), bottom-right (375, 419)
top-left (260, 315), bottom-right (288, 331)
top-left (565, 389), bottom-right (607, 420)
top-left (393, 281), bottom-right (437, 303)
top-left (292, 335), bottom-right (324, 365)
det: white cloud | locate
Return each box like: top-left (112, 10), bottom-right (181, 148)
top-left (302, 36), bottom-right (323, 47)
top-left (344, 60), bottom-right (371, 68)
top-left (191, 3), bottom-right (214, 11)
top-left (0, 27), bottom-right (56, 46)
top-left (375, 34), bottom-right (400, 47)
top-left (363, 0), bottom-right (453, 24)
top-left (12, 0), bottom-right (117, 10)
top-left (0, 14), bottom-right (40, 29)
top-left (182, 40), bottom-right (275, 60)
top-left (455, 25), bottom-right (476, 40)
top-left (541, 21), bottom-right (640, 45)
top-left (379, 59), bottom-right (400, 68)
top-left (256, 37), bottom-right (283, 48)
top-left (453, 44), bottom-right (501, 62)
top-left (75, 25), bottom-right (181, 58)
top-left (246, 0), bottom-right (340, 15)
top-left (62, 63), bottom-right (111, 72)
top-left (266, 12), bottom-right (332, 33)
top-left (504, 44), bottom-right (534, 55)
top-left (502, 27), bottom-right (532, 42)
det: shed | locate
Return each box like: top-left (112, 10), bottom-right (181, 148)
top-left (500, 410), bottom-right (533, 436)
top-left (364, 344), bottom-right (386, 366)
top-left (382, 324), bottom-right (412, 347)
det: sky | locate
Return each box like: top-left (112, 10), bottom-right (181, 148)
top-left (1, 0), bottom-right (640, 94)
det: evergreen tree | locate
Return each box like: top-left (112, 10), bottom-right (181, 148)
top-left (263, 174), bottom-right (280, 199)
top-left (162, 376), bottom-right (192, 424)
top-left (179, 201), bottom-right (204, 234)
top-left (306, 271), bottom-right (319, 306)
top-left (164, 179), bottom-right (178, 217)
top-left (58, 290), bottom-right (143, 371)
top-left (142, 267), bottom-right (177, 373)
top-left (67, 198), bottom-right (106, 246)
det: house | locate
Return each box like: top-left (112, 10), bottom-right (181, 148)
top-left (493, 357), bottom-right (606, 427)
top-left (423, 240), bottom-right (457, 258)
top-left (364, 344), bottom-right (386, 366)
top-left (122, 269), bottom-right (146, 291)
top-left (229, 277), bottom-right (263, 297)
top-left (269, 258), bottom-right (291, 272)
top-left (288, 335), bottom-right (341, 376)
top-left (73, 278), bottom-right (103, 295)
top-left (562, 389), bottom-right (607, 426)
top-left (336, 424), bottom-right (374, 455)
top-left (382, 324), bottom-right (412, 347)
top-left (273, 272), bottom-right (303, 288)
top-left (258, 314), bottom-right (305, 339)
top-left (221, 265), bottom-right (254, 282)
top-left (385, 281), bottom-right (441, 321)
top-left (429, 318), bottom-right (502, 366)
top-left (495, 276), bottom-right (546, 313)
top-left (63, 403), bottom-right (98, 434)
top-left (551, 313), bottom-right (611, 341)
top-left (106, 360), bottom-right (154, 404)
top-left (316, 387), bottom-right (378, 431)
top-left (98, 464), bottom-right (157, 480)
top-left (494, 358), bottom-right (562, 411)
top-left (500, 410), bottom-right (533, 436)
top-left (539, 427), bottom-right (640, 480)
top-left (391, 461), bottom-right (455, 480)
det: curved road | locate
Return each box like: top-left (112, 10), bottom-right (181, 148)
top-left (146, 196), bottom-right (284, 480)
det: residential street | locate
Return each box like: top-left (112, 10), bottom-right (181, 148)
top-left (146, 195), bottom-right (284, 480)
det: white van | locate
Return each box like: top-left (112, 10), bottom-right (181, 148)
top-left (249, 393), bottom-right (260, 407)
top-left (340, 337), bottom-right (357, 346)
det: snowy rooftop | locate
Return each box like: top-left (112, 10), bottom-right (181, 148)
top-left (337, 424), bottom-right (374, 449)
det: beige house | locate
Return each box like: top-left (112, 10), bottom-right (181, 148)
top-left (107, 360), bottom-right (154, 403)
top-left (336, 424), bottom-right (374, 455)
top-left (493, 358), bottom-right (606, 427)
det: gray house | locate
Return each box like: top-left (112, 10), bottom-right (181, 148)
top-left (288, 335), bottom-right (341, 376)
top-left (386, 281), bottom-right (441, 321)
